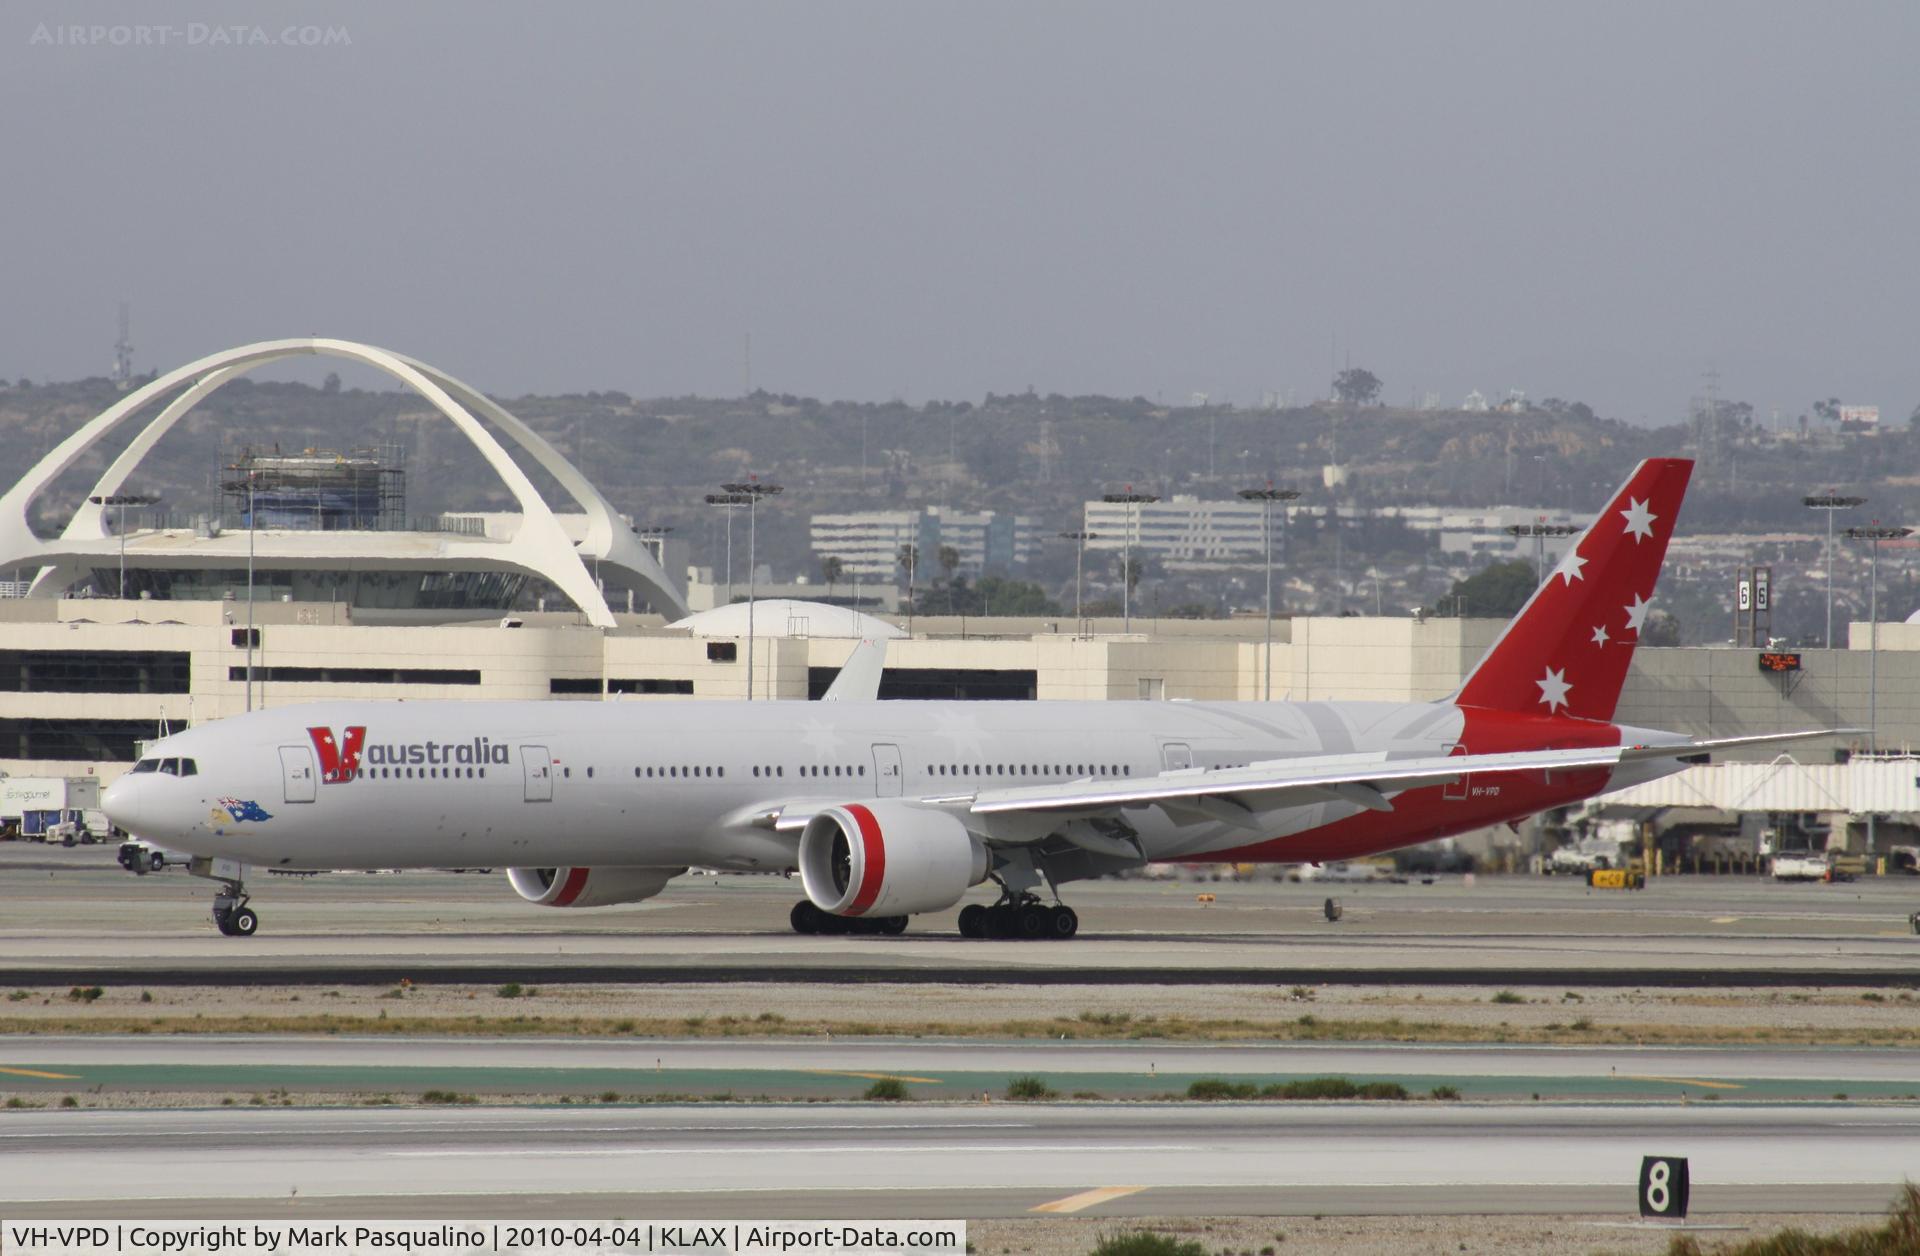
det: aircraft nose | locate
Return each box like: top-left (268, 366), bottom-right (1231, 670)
top-left (103, 774), bottom-right (145, 835)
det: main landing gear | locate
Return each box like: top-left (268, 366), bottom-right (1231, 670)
top-left (957, 893), bottom-right (1078, 940)
top-left (789, 900), bottom-right (907, 936)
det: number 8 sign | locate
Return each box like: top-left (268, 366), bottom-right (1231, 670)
top-left (1639, 1155), bottom-right (1690, 1218)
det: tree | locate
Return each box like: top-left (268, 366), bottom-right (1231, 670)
top-left (1813, 397), bottom-right (1842, 425)
top-left (1333, 367), bottom-right (1383, 406)
top-left (321, 372), bottom-right (342, 395)
top-left (1445, 559), bottom-right (1536, 618)
top-left (897, 542), bottom-right (919, 590)
top-left (937, 545), bottom-right (961, 582)
top-left (1641, 609), bottom-right (1681, 647)
top-left (819, 556), bottom-right (844, 601)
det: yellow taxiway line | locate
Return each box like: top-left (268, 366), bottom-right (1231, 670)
top-left (1031, 1186), bottom-right (1148, 1214)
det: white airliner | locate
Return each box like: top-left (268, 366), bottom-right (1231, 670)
top-left (105, 458), bottom-right (1827, 939)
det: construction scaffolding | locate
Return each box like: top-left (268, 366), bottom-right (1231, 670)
top-left (219, 444), bottom-right (405, 531)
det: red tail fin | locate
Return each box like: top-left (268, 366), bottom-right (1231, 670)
top-left (1455, 458), bottom-right (1693, 722)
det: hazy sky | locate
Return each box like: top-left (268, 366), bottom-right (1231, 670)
top-left (4, 2), bottom-right (1916, 423)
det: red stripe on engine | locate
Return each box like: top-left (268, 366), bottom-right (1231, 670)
top-left (550, 867), bottom-right (591, 907)
top-left (843, 804), bottom-right (886, 916)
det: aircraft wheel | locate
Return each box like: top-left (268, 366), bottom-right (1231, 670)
top-left (983, 904), bottom-right (1014, 939)
top-left (877, 915), bottom-right (908, 936)
top-left (1049, 905), bottom-right (1079, 939)
top-left (790, 900), bottom-right (821, 935)
top-left (229, 907), bottom-right (259, 937)
top-left (1017, 905), bottom-right (1049, 939)
top-left (957, 904), bottom-right (986, 938)
top-left (213, 910), bottom-right (236, 937)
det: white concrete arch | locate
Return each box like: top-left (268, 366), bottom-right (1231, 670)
top-left (0, 338), bottom-right (685, 624)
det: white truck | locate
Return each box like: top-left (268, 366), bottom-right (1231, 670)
top-left (0, 776), bottom-right (103, 842)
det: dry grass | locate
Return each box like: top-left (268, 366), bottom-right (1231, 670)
top-left (1, 1009), bottom-right (1918, 1047)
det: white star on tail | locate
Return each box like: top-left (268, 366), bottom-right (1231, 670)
top-left (1620, 496), bottom-right (1657, 542)
top-left (1624, 593), bottom-right (1652, 633)
top-left (1591, 624), bottom-right (1610, 646)
top-left (1554, 550), bottom-right (1588, 585)
top-left (1536, 666), bottom-right (1572, 712)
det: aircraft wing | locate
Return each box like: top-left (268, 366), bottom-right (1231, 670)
top-left (962, 728), bottom-right (1842, 822)
top-left (754, 728), bottom-right (1839, 837)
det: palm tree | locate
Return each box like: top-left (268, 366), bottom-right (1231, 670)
top-left (820, 555), bottom-right (844, 603)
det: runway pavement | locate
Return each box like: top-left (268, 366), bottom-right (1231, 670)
top-left (4, 1103), bottom-right (1918, 1219)
top-left (4, 849), bottom-right (1918, 985)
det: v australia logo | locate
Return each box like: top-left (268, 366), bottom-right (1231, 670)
top-left (307, 725), bottom-right (366, 783)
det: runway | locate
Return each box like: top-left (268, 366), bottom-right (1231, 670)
top-left (5, 851), bottom-right (1919, 986)
top-left (5, 1103), bottom-right (1918, 1219)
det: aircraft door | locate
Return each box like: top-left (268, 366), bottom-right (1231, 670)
top-left (279, 746), bottom-right (317, 803)
top-left (1443, 743), bottom-right (1469, 801)
top-left (1160, 742), bottom-right (1193, 770)
top-left (871, 743), bottom-right (903, 798)
top-left (521, 745), bottom-right (552, 803)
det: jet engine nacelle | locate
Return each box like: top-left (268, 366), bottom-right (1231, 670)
top-left (799, 801), bottom-right (989, 917)
top-left (507, 865), bottom-right (684, 908)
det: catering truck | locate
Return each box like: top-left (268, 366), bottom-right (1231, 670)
top-left (0, 776), bottom-right (102, 841)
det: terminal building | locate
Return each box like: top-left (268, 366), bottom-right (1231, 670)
top-left (1, 338), bottom-right (1914, 868)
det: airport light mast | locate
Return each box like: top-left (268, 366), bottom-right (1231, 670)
top-left (1805, 493), bottom-right (1866, 649)
top-left (1102, 487), bottom-right (1159, 634)
top-left (721, 478), bottom-right (782, 701)
top-left (1238, 484), bottom-right (1300, 701)
top-left (1844, 524), bottom-right (1910, 757)
top-left (88, 492), bottom-right (161, 600)
top-left (1057, 529), bottom-right (1099, 622)
top-left (704, 493), bottom-right (751, 608)
top-left (1505, 520), bottom-right (1580, 586)
top-left (1844, 522), bottom-right (1909, 856)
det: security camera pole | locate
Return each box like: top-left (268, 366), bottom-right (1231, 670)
top-left (1238, 484), bottom-right (1300, 701)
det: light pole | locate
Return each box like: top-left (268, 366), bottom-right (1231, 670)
top-left (1844, 523), bottom-right (1909, 856)
top-left (704, 493), bottom-right (751, 608)
top-left (1102, 487), bottom-right (1159, 633)
top-left (1844, 524), bottom-right (1910, 755)
top-left (720, 479), bottom-right (781, 701)
top-left (1505, 520), bottom-right (1580, 585)
top-left (88, 492), bottom-right (160, 599)
top-left (1805, 493), bottom-right (1865, 649)
top-left (1058, 529), bottom-right (1099, 622)
top-left (245, 476), bottom-right (256, 711)
top-left (1238, 485), bottom-right (1300, 701)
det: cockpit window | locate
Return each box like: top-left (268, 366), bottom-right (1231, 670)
top-left (131, 759), bottom-right (159, 774)
top-left (160, 758), bottom-right (179, 775)
top-left (178, 759), bottom-right (197, 777)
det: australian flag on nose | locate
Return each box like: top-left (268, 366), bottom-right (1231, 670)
top-left (219, 797), bottom-right (274, 823)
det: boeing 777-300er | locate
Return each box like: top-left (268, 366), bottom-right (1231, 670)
top-left (105, 457), bottom-right (1830, 939)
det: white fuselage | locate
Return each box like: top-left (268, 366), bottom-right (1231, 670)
top-left (105, 697), bottom-right (1677, 877)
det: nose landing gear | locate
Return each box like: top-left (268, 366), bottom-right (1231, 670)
top-left (212, 881), bottom-right (259, 936)
top-left (190, 859), bottom-right (261, 936)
